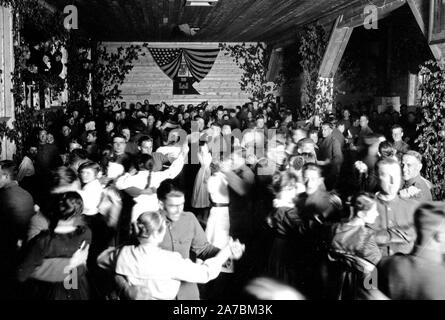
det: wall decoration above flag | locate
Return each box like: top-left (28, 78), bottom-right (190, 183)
top-left (148, 47), bottom-right (220, 95)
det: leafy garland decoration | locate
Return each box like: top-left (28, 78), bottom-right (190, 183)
top-left (297, 23), bottom-right (329, 119)
top-left (416, 60), bottom-right (445, 201)
top-left (219, 42), bottom-right (282, 103)
top-left (92, 43), bottom-right (149, 105)
top-left (0, 0), bottom-right (71, 158)
top-left (0, 0), bottom-right (146, 158)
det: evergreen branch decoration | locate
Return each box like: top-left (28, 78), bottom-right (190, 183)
top-left (298, 23), bottom-right (329, 119)
top-left (219, 42), bottom-right (282, 103)
top-left (92, 43), bottom-right (149, 105)
top-left (0, 0), bottom-right (145, 158)
top-left (416, 60), bottom-right (445, 200)
top-left (0, 0), bottom-right (71, 159)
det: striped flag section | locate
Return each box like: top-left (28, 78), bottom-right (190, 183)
top-left (148, 48), bottom-right (182, 80)
top-left (149, 48), bottom-right (220, 82)
top-left (182, 48), bottom-right (220, 82)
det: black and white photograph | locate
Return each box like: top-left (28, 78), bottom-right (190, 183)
top-left (0, 0), bottom-right (445, 310)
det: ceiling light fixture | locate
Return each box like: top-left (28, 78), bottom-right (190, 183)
top-left (185, 0), bottom-right (218, 7)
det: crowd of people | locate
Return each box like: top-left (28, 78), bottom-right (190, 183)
top-left (1, 99), bottom-right (444, 300)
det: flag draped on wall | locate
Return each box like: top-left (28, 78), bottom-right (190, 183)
top-left (149, 48), bottom-right (183, 80)
top-left (182, 48), bottom-right (220, 82)
top-left (148, 48), bottom-right (220, 95)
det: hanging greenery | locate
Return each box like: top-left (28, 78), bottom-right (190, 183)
top-left (2, 0), bottom-right (68, 97)
top-left (92, 43), bottom-right (149, 106)
top-left (0, 0), bottom-right (145, 158)
top-left (0, 0), bottom-right (70, 159)
top-left (65, 34), bottom-right (93, 104)
top-left (416, 60), bottom-right (445, 201)
top-left (219, 42), bottom-right (282, 103)
top-left (297, 23), bottom-right (329, 119)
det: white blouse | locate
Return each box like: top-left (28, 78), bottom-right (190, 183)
top-left (115, 156), bottom-right (185, 222)
top-left (97, 243), bottom-right (222, 300)
top-left (79, 179), bottom-right (103, 216)
top-left (207, 172), bottom-right (229, 204)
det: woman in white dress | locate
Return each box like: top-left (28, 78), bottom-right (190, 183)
top-left (205, 158), bottom-right (232, 272)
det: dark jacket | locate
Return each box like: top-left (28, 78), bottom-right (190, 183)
top-left (373, 195), bottom-right (417, 257)
top-left (319, 134), bottom-right (344, 180)
top-left (392, 140), bottom-right (409, 157)
top-left (332, 128), bottom-right (345, 150)
top-left (0, 181), bottom-right (35, 291)
top-left (378, 253), bottom-right (445, 299)
top-left (357, 126), bottom-right (374, 153)
top-left (329, 222), bottom-right (382, 265)
top-left (326, 221), bottom-right (382, 300)
top-left (0, 181), bottom-right (35, 245)
top-left (35, 144), bottom-right (62, 175)
top-left (226, 165), bottom-right (255, 241)
top-left (17, 226), bottom-right (93, 300)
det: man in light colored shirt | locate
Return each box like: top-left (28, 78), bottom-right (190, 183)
top-left (113, 180), bottom-right (222, 300)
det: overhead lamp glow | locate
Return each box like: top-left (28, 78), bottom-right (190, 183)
top-left (186, 0), bottom-right (218, 7)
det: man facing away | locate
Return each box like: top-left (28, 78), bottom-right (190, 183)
top-left (319, 122), bottom-right (344, 190)
top-left (0, 160), bottom-right (35, 299)
top-left (378, 202), bottom-right (445, 299)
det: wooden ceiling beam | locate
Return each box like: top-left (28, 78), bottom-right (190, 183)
top-left (319, 16), bottom-right (353, 78)
top-left (338, 0), bottom-right (406, 28)
top-left (40, 0), bottom-right (405, 42)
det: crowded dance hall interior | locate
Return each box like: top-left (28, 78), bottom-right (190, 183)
top-left (1, 0), bottom-right (445, 300)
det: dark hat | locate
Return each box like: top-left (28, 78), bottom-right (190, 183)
top-left (327, 113), bottom-right (336, 121)
top-left (132, 121), bottom-right (145, 133)
top-left (414, 202), bottom-right (445, 233)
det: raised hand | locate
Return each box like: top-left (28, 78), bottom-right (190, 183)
top-left (354, 161), bottom-right (368, 173)
top-left (245, 277), bottom-right (305, 300)
top-left (67, 241), bottom-right (90, 270)
top-left (126, 285), bottom-right (152, 300)
top-left (228, 238), bottom-right (245, 260)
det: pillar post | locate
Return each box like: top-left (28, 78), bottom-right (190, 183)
top-left (317, 16), bottom-right (353, 114)
top-left (0, 5), bottom-right (15, 160)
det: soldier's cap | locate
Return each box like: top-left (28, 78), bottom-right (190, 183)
top-left (414, 202), bottom-right (445, 233)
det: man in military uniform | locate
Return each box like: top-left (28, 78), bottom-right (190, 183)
top-left (378, 202), bottom-right (445, 299)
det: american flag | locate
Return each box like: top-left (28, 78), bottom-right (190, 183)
top-left (183, 48), bottom-right (220, 82)
top-left (148, 48), bottom-right (182, 80)
top-left (149, 48), bottom-right (220, 82)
